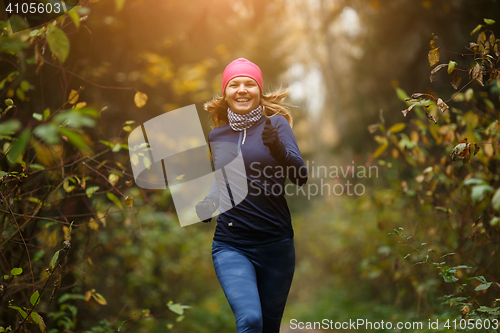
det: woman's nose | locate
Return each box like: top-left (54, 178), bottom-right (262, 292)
top-left (237, 84), bottom-right (247, 93)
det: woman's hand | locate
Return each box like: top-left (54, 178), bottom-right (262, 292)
top-left (262, 118), bottom-right (283, 153)
top-left (196, 198), bottom-right (217, 223)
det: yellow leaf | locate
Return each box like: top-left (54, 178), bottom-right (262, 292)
top-left (92, 292), bottom-right (108, 305)
top-left (134, 91), bottom-right (148, 108)
top-left (75, 102), bottom-right (87, 109)
top-left (125, 196), bottom-right (134, 207)
top-left (131, 154), bottom-right (139, 166)
top-left (84, 290), bottom-right (92, 302)
top-left (68, 89), bottom-right (79, 104)
top-left (428, 48), bottom-right (440, 67)
top-left (88, 218), bottom-right (99, 232)
top-left (63, 179), bottom-right (75, 192)
top-left (143, 156), bottom-right (151, 169)
top-left (62, 226), bottom-right (71, 241)
top-left (108, 173), bottom-right (119, 186)
top-left (373, 142), bottom-right (388, 158)
top-left (97, 211), bottom-right (106, 227)
top-left (388, 123), bottom-right (406, 133)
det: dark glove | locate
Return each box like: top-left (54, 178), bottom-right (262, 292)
top-left (195, 198), bottom-right (217, 223)
top-left (262, 118), bottom-right (283, 154)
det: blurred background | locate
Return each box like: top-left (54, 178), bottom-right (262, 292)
top-left (1, 0), bottom-right (500, 332)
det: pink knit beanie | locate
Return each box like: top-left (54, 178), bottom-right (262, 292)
top-left (222, 58), bottom-right (263, 94)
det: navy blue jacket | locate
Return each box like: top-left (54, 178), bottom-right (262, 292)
top-left (206, 115), bottom-right (308, 245)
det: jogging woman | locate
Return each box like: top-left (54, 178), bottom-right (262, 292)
top-left (196, 58), bottom-right (308, 333)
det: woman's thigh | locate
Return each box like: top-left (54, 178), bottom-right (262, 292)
top-left (212, 241), bottom-right (263, 333)
top-left (254, 239), bottom-right (295, 332)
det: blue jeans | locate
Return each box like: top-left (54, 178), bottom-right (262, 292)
top-left (212, 238), bottom-right (295, 333)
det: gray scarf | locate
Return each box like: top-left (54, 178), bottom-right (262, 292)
top-left (227, 105), bottom-right (263, 131)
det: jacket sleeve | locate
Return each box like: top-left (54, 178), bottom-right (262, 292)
top-left (203, 134), bottom-right (220, 208)
top-left (204, 179), bottom-right (220, 209)
top-left (269, 116), bottom-right (308, 186)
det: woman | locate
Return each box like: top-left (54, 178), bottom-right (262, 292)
top-left (196, 58), bottom-right (308, 333)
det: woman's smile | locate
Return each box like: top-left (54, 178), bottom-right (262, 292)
top-left (225, 76), bottom-right (261, 114)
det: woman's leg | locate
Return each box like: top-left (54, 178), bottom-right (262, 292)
top-left (254, 238), bottom-right (295, 333)
top-left (212, 241), bottom-right (263, 333)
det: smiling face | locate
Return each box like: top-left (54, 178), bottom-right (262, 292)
top-left (224, 76), bottom-right (261, 115)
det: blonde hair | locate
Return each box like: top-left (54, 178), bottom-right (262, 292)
top-left (204, 88), bottom-right (293, 128)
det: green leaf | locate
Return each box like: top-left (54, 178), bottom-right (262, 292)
top-left (68, 7), bottom-right (80, 28)
top-left (471, 24), bottom-right (483, 35)
top-left (11, 267), bottom-right (22, 275)
top-left (491, 188), bottom-right (500, 211)
top-left (58, 293), bottom-right (86, 303)
top-left (477, 306), bottom-right (500, 313)
top-left (29, 164), bottom-right (45, 170)
top-left (86, 186), bottom-right (100, 198)
top-left (167, 301), bottom-right (191, 315)
top-left (99, 140), bottom-right (114, 148)
top-left (30, 290), bottom-right (40, 306)
top-left (20, 80), bottom-right (30, 92)
top-left (46, 24), bottom-right (69, 63)
top-left (49, 250), bottom-right (60, 271)
top-left (463, 178), bottom-right (486, 186)
top-left (484, 18), bottom-right (496, 25)
top-left (58, 127), bottom-right (90, 154)
top-left (106, 192), bottom-right (123, 209)
top-left (43, 108), bottom-right (51, 120)
top-left (395, 88), bottom-right (409, 102)
top-left (54, 110), bottom-right (96, 128)
top-left (31, 311), bottom-right (46, 332)
top-left (447, 61), bottom-right (457, 74)
top-left (7, 128), bottom-right (30, 165)
top-left (117, 320), bottom-right (126, 331)
top-left (470, 276), bottom-right (487, 284)
top-left (452, 265), bottom-right (471, 270)
top-left (471, 184), bottom-right (493, 203)
top-left (475, 282), bottom-right (492, 291)
top-left (0, 119), bottom-right (21, 136)
top-left (8, 306), bottom-right (27, 319)
top-left (32, 113), bottom-right (43, 121)
top-left (34, 124), bottom-right (61, 145)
